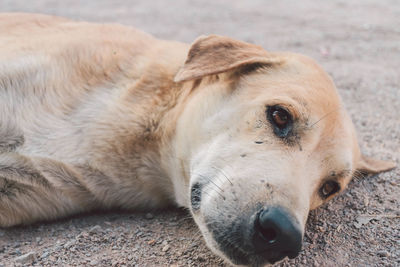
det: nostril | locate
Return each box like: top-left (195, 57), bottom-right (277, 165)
top-left (256, 208), bottom-right (280, 244)
top-left (259, 227), bottom-right (277, 244)
top-left (255, 208), bottom-right (280, 244)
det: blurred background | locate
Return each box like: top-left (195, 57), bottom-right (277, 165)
top-left (1, 1), bottom-right (399, 266)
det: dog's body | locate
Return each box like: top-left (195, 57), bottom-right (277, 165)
top-left (0, 13), bottom-right (189, 223)
top-left (0, 13), bottom-right (394, 266)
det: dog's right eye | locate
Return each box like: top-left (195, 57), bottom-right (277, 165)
top-left (266, 106), bottom-right (293, 138)
top-left (320, 181), bottom-right (340, 198)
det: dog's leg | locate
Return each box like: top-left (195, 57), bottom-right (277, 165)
top-left (0, 153), bottom-right (96, 227)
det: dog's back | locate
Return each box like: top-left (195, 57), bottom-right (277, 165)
top-left (0, 13), bottom-right (189, 160)
top-left (0, 13), bottom-right (187, 226)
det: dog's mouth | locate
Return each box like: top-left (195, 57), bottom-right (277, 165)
top-left (218, 246), bottom-right (297, 267)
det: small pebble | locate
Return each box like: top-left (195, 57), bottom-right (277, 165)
top-left (89, 225), bottom-right (103, 235)
top-left (10, 249), bottom-right (21, 256)
top-left (63, 240), bottom-right (75, 249)
top-left (145, 213), bottom-right (154, 220)
top-left (14, 251), bottom-right (37, 264)
top-left (40, 251), bottom-right (50, 259)
top-left (162, 245), bottom-right (170, 252)
top-left (377, 250), bottom-right (390, 257)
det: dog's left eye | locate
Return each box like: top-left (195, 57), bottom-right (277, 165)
top-left (320, 181), bottom-right (340, 198)
top-left (266, 106), bottom-right (293, 137)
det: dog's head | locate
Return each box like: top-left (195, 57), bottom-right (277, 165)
top-left (172, 35), bottom-right (395, 266)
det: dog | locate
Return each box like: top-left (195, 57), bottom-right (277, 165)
top-left (0, 13), bottom-right (395, 266)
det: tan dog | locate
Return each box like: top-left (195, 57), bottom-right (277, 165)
top-left (0, 13), bottom-right (395, 266)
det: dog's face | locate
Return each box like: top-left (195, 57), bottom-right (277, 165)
top-left (172, 36), bottom-right (394, 266)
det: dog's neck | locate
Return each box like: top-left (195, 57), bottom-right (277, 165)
top-left (157, 81), bottom-right (196, 208)
top-left (118, 47), bottom-right (195, 208)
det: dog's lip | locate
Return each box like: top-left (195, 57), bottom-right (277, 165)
top-left (219, 243), bottom-right (298, 266)
top-left (225, 251), bottom-right (290, 266)
top-left (252, 233), bottom-right (303, 257)
top-left (265, 255), bottom-right (286, 265)
top-left (258, 249), bottom-right (298, 263)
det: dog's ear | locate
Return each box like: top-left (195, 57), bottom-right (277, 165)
top-left (174, 35), bottom-right (281, 82)
top-left (356, 154), bottom-right (396, 175)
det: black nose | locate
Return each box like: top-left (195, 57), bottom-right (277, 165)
top-left (253, 206), bottom-right (302, 263)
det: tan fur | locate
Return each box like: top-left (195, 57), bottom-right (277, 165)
top-left (0, 13), bottom-right (395, 266)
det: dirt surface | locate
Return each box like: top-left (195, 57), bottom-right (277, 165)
top-left (0, 0), bottom-right (399, 266)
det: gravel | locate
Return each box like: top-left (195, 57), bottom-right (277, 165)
top-left (0, 0), bottom-right (399, 266)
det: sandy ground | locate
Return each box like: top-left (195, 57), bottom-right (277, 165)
top-left (0, 0), bottom-right (399, 266)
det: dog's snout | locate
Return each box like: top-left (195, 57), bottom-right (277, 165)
top-left (253, 206), bottom-right (302, 263)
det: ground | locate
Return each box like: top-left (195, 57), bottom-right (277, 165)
top-left (0, 0), bottom-right (399, 266)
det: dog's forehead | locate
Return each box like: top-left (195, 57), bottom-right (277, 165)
top-left (238, 53), bottom-right (341, 110)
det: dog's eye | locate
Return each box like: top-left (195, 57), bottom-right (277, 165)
top-left (320, 181), bottom-right (340, 198)
top-left (272, 109), bottom-right (289, 127)
top-left (266, 106), bottom-right (293, 137)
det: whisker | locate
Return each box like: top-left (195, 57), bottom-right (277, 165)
top-left (212, 166), bottom-right (233, 185)
top-left (193, 173), bottom-right (224, 193)
top-left (352, 169), bottom-right (366, 181)
top-left (201, 188), bottom-right (215, 198)
top-left (168, 154), bottom-right (230, 201)
top-left (193, 174), bottom-right (225, 199)
top-left (308, 108), bottom-right (340, 128)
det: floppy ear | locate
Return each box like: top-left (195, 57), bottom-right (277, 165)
top-left (356, 154), bottom-right (396, 175)
top-left (174, 35), bottom-right (282, 82)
